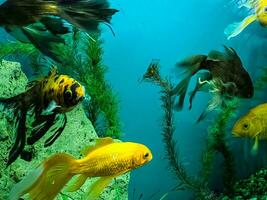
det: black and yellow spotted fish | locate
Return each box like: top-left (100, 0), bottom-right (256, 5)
top-left (1, 68), bottom-right (85, 166)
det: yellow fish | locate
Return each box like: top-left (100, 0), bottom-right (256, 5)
top-left (232, 103), bottom-right (267, 153)
top-left (9, 137), bottom-right (153, 200)
top-left (225, 0), bottom-right (267, 39)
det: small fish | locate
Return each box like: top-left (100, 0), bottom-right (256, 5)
top-left (225, 0), bottom-right (267, 39)
top-left (9, 137), bottom-right (153, 200)
top-left (1, 67), bottom-right (85, 166)
top-left (171, 46), bottom-right (254, 122)
top-left (232, 103), bottom-right (267, 153)
top-left (0, 0), bottom-right (118, 61)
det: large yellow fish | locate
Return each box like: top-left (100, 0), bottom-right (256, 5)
top-left (232, 103), bottom-right (267, 152)
top-left (9, 137), bottom-right (153, 200)
top-left (225, 0), bottom-right (267, 39)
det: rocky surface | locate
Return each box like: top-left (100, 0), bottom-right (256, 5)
top-left (0, 60), bottom-right (129, 200)
top-left (220, 169), bottom-right (267, 200)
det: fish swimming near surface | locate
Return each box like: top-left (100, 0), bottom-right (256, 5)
top-left (232, 103), bottom-right (267, 153)
top-left (9, 137), bottom-right (153, 200)
top-left (1, 67), bottom-right (85, 166)
top-left (225, 0), bottom-right (267, 39)
top-left (0, 0), bottom-right (118, 61)
top-left (171, 46), bottom-right (254, 122)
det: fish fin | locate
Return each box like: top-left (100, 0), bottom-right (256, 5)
top-left (84, 176), bottom-right (114, 200)
top-left (27, 113), bottom-right (57, 145)
top-left (44, 113), bottom-right (67, 147)
top-left (189, 72), bottom-right (212, 110)
top-left (21, 25), bottom-right (64, 62)
top-left (7, 107), bottom-right (27, 167)
top-left (251, 136), bottom-right (259, 155)
top-left (57, 0), bottom-right (118, 33)
top-left (26, 153), bottom-right (76, 200)
top-left (177, 55), bottom-right (207, 68)
top-left (80, 137), bottom-right (115, 156)
top-left (5, 26), bottom-right (31, 43)
top-left (224, 14), bottom-right (257, 40)
top-left (172, 55), bottom-right (207, 110)
top-left (207, 50), bottom-right (226, 62)
top-left (48, 65), bottom-right (58, 77)
top-left (40, 16), bottom-right (70, 35)
top-left (41, 100), bottom-right (61, 116)
top-left (0, 92), bottom-right (30, 166)
top-left (9, 165), bottom-right (44, 200)
top-left (66, 174), bottom-right (88, 192)
top-left (171, 75), bottom-right (192, 110)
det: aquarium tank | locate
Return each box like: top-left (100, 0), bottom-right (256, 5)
top-left (1, 0), bottom-right (267, 199)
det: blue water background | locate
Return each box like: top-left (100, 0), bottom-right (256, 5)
top-left (102, 0), bottom-right (267, 199)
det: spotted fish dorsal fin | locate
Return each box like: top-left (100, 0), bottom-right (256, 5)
top-left (48, 65), bottom-right (58, 77)
top-left (80, 137), bottom-right (115, 156)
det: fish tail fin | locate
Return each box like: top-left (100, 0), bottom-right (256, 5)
top-left (84, 176), bottom-right (114, 200)
top-left (0, 93), bottom-right (28, 166)
top-left (224, 15), bottom-right (257, 40)
top-left (9, 165), bottom-right (44, 200)
top-left (57, 0), bottom-right (118, 33)
top-left (21, 26), bottom-right (64, 62)
top-left (66, 174), bottom-right (88, 192)
top-left (171, 55), bottom-right (207, 110)
top-left (10, 153), bottom-right (77, 200)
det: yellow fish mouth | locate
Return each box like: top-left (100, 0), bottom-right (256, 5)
top-left (231, 128), bottom-right (241, 137)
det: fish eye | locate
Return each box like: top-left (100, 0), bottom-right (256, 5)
top-left (65, 90), bottom-right (72, 98)
top-left (144, 152), bottom-right (150, 159)
top-left (242, 123), bottom-right (249, 130)
top-left (264, 6), bottom-right (267, 12)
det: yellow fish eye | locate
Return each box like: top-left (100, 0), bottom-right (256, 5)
top-left (143, 152), bottom-right (150, 159)
top-left (242, 123), bottom-right (249, 130)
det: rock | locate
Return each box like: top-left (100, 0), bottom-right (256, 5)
top-left (219, 168), bottom-right (267, 199)
top-left (0, 60), bottom-right (129, 200)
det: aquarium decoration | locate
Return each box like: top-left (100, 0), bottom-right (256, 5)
top-left (0, 30), bottom-right (121, 139)
top-left (142, 61), bottom-right (215, 199)
top-left (220, 168), bottom-right (267, 199)
top-left (201, 98), bottom-right (238, 195)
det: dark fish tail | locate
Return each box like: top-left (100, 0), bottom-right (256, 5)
top-left (21, 25), bottom-right (65, 62)
top-left (27, 113), bottom-right (67, 147)
top-left (27, 113), bottom-right (57, 145)
top-left (57, 0), bottom-right (118, 32)
top-left (40, 16), bottom-right (70, 35)
top-left (44, 113), bottom-right (67, 147)
top-left (0, 94), bottom-right (27, 166)
top-left (172, 55), bottom-right (207, 110)
top-left (7, 107), bottom-right (27, 167)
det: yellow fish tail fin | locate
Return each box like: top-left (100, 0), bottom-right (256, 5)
top-left (84, 176), bottom-right (114, 200)
top-left (224, 15), bottom-right (257, 40)
top-left (9, 166), bottom-right (44, 200)
top-left (66, 174), bottom-right (88, 192)
top-left (10, 153), bottom-right (77, 200)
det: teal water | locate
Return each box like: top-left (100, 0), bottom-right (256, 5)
top-left (102, 0), bottom-right (267, 199)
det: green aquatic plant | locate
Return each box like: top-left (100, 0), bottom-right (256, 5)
top-left (254, 66), bottom-right (267, 93)
top-left (201, 98), bottom-right (238, 195)
top-left (142, 62), bottom-right (214, 199)
top-left (0, 30), bottom-right (121, 139)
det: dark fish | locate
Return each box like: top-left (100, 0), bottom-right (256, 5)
top-left (0, 0), bottom-right (118, 61)
top-left (1, 68), bottom-right (85, 166)
top-left (172, 46), bottom-right (254, 122)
